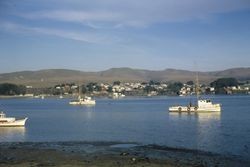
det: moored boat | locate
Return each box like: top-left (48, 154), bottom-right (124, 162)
top-left (111, 92), bottom-right (125, 99)
top-left (169, 99), bottom-right (221, 112)
top-left (69, 96), bottom-right (96, 105)
top-left (0, 112), bottom-right (28, 127)
top-left (169, 70), bottom-right (221, 113)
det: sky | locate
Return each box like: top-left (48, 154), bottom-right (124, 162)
top-left (0, 0), bottom-right (250, 73)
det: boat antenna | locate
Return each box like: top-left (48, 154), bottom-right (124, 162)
top-left (196, 70), bottom-right (200, 100)
top-left (194, 62), bottom-right (200, 101)
top-left (78, 82), bottom-right (82, 98)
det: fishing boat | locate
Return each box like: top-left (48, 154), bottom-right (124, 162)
top-left (0, 112), bottom-right (28, 127)
top-left (169, 99), bottom-right (221, 112)
top-left (69, 96), bottom-right (96, 105)
top-left (69, 85), bottom-right (96, 105)
top-left (169, 72), bottom-right (221, 113)
top-left (112, 92), bottom-right (125, 99)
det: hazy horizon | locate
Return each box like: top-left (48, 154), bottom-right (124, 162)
top-left (1, 0), bottom-right (250, 73)
top-left (1, 66), bottom-right (250, 75)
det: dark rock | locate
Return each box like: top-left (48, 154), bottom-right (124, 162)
top-left (120, 152), bottom-right (129, 156)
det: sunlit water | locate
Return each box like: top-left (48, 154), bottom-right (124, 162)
top-left (0, 95), bottom-right (250, 159)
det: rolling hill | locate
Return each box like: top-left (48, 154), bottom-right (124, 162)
top-left (0, 67), bottom-right (249, 87)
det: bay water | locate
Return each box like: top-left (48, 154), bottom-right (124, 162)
top-left (0, 95), bottom-right (250, 159)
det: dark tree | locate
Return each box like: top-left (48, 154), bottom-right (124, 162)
top-left (95, 85), bottom-right (102, 92)
top-left (149, 80), bottom-right (160, 85)
top-left (167, 82), bottom-right (183, 95)
top-left (210, 78), bottom-right (238, 94)
top-left (144, 85), bottom-right (156, 93)
top-left (81, 85), bottom-right (87, 94)
top-left (86, 82), bottom-right (97, 92)
top-left (107, 86), bottom-right (113, 93)
top-left (186, 81), bottom-right (194, 85)
top-left (0, 83), bottom-right (26, 95)
top-left (113, 81), bottom-right (121, 85)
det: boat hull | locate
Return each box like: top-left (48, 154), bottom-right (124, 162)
top-left (169, 106), bottom-right (221, 112)
top-left (69, 101), bottom-right (96, 105)
top-left (0, 118), bottom-right (28, 127)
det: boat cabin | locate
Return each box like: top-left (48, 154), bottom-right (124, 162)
top-left (198, 99), bottom-right (213, 107)
top-left (0, 112), bottom-right (6, 118)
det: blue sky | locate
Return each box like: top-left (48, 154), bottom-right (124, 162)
top-left (0, 0), bottom-right (250, 73)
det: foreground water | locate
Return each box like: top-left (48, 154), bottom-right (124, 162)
top-left (0, 95), bottom-right (250, 159)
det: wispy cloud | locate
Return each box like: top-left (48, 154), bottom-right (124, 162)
top-left (0, 21), bottom-right (116, 44)
top-left (16, 0), bottom-right (250, 28)
top-left (2, 0), bottom-right (250, 44)
top-left (21, 10), bottom-right (121, 23)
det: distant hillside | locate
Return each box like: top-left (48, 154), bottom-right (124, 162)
top-left (0, 67), bottom-right (249, 87)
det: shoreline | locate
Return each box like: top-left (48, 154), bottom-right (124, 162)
top-left (0, 141), bottom-right (249, 167)
top-left (0, 94), bottom-right (249, 100)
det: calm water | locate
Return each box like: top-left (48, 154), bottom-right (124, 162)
top-left (0, 95), bottom-right (250, 159)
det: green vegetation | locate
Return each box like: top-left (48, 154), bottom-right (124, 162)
top-left (113, 81), bottom-right (121, 85)
top-left (210, 78), bottom-right (238, 94)
top-left (143, 85), bottom-right (157, 93)
top-left (0, 77), bottom-right (248, 97)
top-left (0, 83), bottom-right (26, 95)
top-left (86, 82), bottom-right (96, 92)
top-left (81, 85), bottom-right (87, 94)
top-left (167, 82), bottom-right (183, 95)
top-left (149, 80), bottom-right (160, 85)
top-left (107, 86), bottom-right (113, 93)
top-left (186, 81), bottom-right (194, 85)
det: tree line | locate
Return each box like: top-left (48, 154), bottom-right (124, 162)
top-left (0, 77), bottom-right (247, 96)
top-left (0, 83), bottom-right (26, 95)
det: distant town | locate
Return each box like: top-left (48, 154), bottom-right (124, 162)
top-left (0, 77), bottom-right (249, 98)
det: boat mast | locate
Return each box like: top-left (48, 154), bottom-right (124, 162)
top-left (195, 70), bottom-right (200, 101)
top-left (78, 83), bottom-right (82, 99)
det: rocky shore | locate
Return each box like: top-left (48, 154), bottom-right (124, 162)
top-left (0, 141), bottom-right (249, 167)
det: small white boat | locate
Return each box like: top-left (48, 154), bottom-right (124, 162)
top-left (69, 96), bottom-right (96, 105)
top-left (112, 92), bottom-right (125, 99)
top-left (169, 99), bottom-right (221, 112)
top-left (0, 112), bottom-right (28, 127)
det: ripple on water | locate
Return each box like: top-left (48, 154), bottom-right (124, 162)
top-left (110, 143), bottom-right (139, 148)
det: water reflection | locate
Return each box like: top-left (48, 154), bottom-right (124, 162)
top-left (169, 112), bottom-right (221, 121)
top-left (195, 112), bottom-right (221, 122)
top-left (71, 105), bottom-right (95, 120)
top-left (168, 112), bottom-right (221, 153)
top-left (0, 127), bottom-right (26, 142)
top-left (85, 106), bottom-right (94, 119)
top-left (196, 112), bottom-right (221, 153)
top-left (85, 105), bottom-right (95, 112)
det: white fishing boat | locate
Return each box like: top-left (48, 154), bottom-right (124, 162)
top-left (169, 99), bottom-right (221, 112)
top-left (112, 92), bottom-right (125, 99)
top-left (0, 112), bottom-right (28, 127)
top-left (169, 71), bottom-right (221, 113)
top-left (69, 85), bottom-right (96, 105)
top-left (69, 96), bottom-right (96, 105)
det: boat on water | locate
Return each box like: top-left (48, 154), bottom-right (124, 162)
top-left (169, 71), bottom-right (221, 113)
top-left (70, 84), bottom-right (96, 105)
top-left (0, 112), bottom-right (28, 127)
top-left (169, 99), bottom-right (221, 112)
top-left (112, 92), bottom-right (125, 99)
top-left (69, 96), bottom-right (96, 105)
